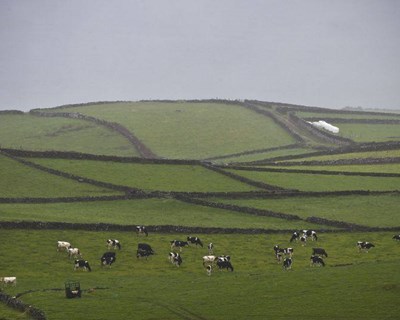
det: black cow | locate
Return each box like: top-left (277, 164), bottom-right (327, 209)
top-left (310, 255), bottom-right (325, 267)
top-left (101, 252), bottom-right (116, 267)
top-left (283, 257), bottom-right (292, 270)
top-left (393, 235), bottom-right (400, 241)
top-left (303, 230), bottom-right (317, 241)
top-left (289, 231), bottom-right (300, 242)
top-left (137, 243), bottom-right (154, 259)
top-left (357, 241), bottom-right (375, 252)
top-left (187, 236), bottom-right (203, 247)
top-left (106, 239), bottom-right (121, 250)
top-left (274, 245), bottom-right (293, 261)
top-left (170, 240), bottom-right (189, 252)
top-left (216, 259), bottom-right (234, 272)
top-left (312, 248), bottom-right (328, 258)
top-left (74, 259), bottom-right (91, 272)
top-left (136, 226), bottom-right (148, 237)
top-left (168, 252), bottom-right (182, 267)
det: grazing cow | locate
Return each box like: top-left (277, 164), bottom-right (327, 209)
top-left (393, 235), bottom-right (400, 241)
top-left (207, 243), bottom-right (214, 255)
top-left (101, 252), bottom-right (116, 267)
top-left (170, 240), bottom-right (189, 252)
top-left (137, 243), bottom-right (154, 259)
top-left (290, 231), bottom-right (300, 242)
top-left (136, 226), bottom-right (148, 237)
top-left (107, 239), bottom-right (121, 250)
top-left (283, 258), bottom-right (292, 270)
top-left (274, 245), bottom-right (293, 261)
top-left (0, 277), bottom-right (16, 286)
top-left (310, 255), bottom-right (325, 267)
top-left (300, 235), bottom-right (307, 246)
top-left (74, 259), bottom-right (91, 272)
top-left (206, 265), bottom-right (213, 276)
top-left (357, 241), bottom-right (375, 252)
top-left (312, 248), bottom-right (328, 258)
top-left (303, 230), bottom-right (317, 241)
top-left (67, 247), bottom-right (82, 259)
top-left (203, 255), bottom-right (217, 266)
top-left (217, 255), bottom-right (231, 262)
top-left (216, 259), bottom-right (234, 272)
top-left (168, 252), bottom-right (182, 267)
top-left (187, 236), bottom-right (203, 247)
top-left (57, 241), bottom-right (71, 252)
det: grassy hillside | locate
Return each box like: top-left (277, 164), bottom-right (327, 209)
top-left (1, 100), bottom-right (400, 319)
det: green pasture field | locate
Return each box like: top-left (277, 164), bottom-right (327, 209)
top-left (336, 123), bottom-right (400, 142)
top-left (26, 158), bottom-right (259, 192)
top-left (0, 155), bottom-right (121, 198)
top-left (0, 198), bottom-right (325, 230)
top-left (268, 163), bottom-right (400, 175)
top-left (273, 149), bottom-right (400, 163)
top-left (225, 168), bottom-right (400, 192)
top-left (213, 193), bottom-right (400, 228)
top-left (0, 114), bottom-right (137, 156)
top-left (44, 101), bottom-right (297, 159)
top-left (0, 230), bottom-right (399, 319)
top-left (295, 110), bottom-right (400, 120)
top-left (211, 147), bottom-right (312, 164)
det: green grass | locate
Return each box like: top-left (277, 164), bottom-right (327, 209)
top-left (337, 123), bottom-right (400, 142)
top-left (0, 114), bottom-right (138, 156)
top-left (46, 102), bottom-right (297, 159)
top-left (226, 168), bottom-right (400, 192)
top-left (26, 158), bottom-right (260, 192)
top-left (1, 230), bottom-right (399, 319)
top-left (0, 198), bottom-right (325, 230)
top-left (0, 155), bottom-right (121, 198)
top-left (296, 110), bottom-right (400, 120)
top-left (213, 194), bottom-right (400, 227)
top-left (270, 163), bottom-right (400, 174)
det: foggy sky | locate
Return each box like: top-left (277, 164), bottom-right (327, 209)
top-left (1, 0), bottom-right (399, 111)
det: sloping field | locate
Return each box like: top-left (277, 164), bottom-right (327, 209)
top-left (25, 158), bottom-right (260, 192)
top-left (212, 193), bottom-right (400, 228)
top-left (0, 199), bottom-right (323, 230)
top-left (224, 168), bottom-right (400, 192)
top-left (37, 101), bottom-right (297, 159)
top-left (0, 114), bottom-right (138, 156)
top-left (0, 155), bottom-right (121, 198)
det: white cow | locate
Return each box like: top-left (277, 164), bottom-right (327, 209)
top-left (67, 247), bottom-right (82, 259)
top-left (202, 255), bottom-right (217, 267)
top-left (0, 277), bottom-right (17, 286)
top-left (57, 241), bottom-right (71, 252)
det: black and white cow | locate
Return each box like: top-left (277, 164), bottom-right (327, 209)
top-left (168, 252), bottom-right (182, 267)
top-left (392, 235), bottom-right (400, 241)
top-left (187, 236), bottom-right (203, 247)
top-left (207, 243), bottom-right (214, 255)
top-left (107, 239), bottom-right (121, 250)
top-left (310, 255), bottom-right (325, 267)
top-left (136, 226), bottom-right (148, 237)
top-left (170, 240), bottom-right (189, 252)
top-left (216, 259), bottom-right (234, 272)
top-left (312, 248), bottom-right (328, 258)
top-left (101, 252), bottom-right (116, 267)
top-left (283, 257), bottom-right (292, 270)
top-left (273, 245), bottom-right (293, 261)
top-left (137, 243), bottom-right (154, 259)
top-left (289, 231), bottom-right (300, 242)
top-left (206, 265), bottom-right (213, 276)
top-left (303, 230), bottom-right (317, 241)
top-left (300, 235), bottom-right (307, 246)
top-left (357, 241), bottom-right (375, 252)
top-left (74, 259), bottom-right (91, 272)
